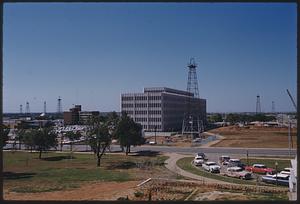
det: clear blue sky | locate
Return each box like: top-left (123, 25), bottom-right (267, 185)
top-left (4, 3), bottom-right (297, 113)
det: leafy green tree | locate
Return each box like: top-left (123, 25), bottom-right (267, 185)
top-left (15, 128), bottom-right (25, 150)
top-left (64, 131), bottom-right (81, 156)
top-left (2, 124), bottom-right (10, 148)
top-left (32, 127), bottom-right (58, 159)
top-left (116, 112), bottom-right (145, 156)
top-left (87, 116), bottom-right (111, 167)
top-left (23, 130), bottom-right (35, 152)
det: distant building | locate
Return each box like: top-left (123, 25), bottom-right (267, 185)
top-left (63, 105), bottom-right (100, 125)
top-left (79, 111), bottom-right (100, 124)
top-left (121, 87), bottom-right (206, 132)
top-left (63, 105), bottom-right (81, 125)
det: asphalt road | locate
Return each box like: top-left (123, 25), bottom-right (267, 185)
top-left (4, 143), bottom-right (296, 157)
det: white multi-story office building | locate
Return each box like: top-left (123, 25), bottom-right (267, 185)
top-left (121, 87), bottom-right (206, 132)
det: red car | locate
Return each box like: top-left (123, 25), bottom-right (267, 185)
top-left (245, 164), bottom-right (275, 174)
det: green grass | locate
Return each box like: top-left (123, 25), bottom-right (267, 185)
top-left (4, 151), bottom-right (169, 193)
top-left (240, 158), bottom-right (291, 172)
top-left (176, 157), bottom-right (287, 187)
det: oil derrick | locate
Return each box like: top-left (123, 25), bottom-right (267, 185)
top-left (20, 104), bottom-right (23, 114)
top-left (256, 95), bottom-right (261, 114)
top-left (25, 102), bottom-right (30, 115)
top-left (182, 58), bottom-right (202, 138)
top-left (44, 101), bottom-right (47, 113)
top-left (272, 101), bottom-right (275, 113)
top-left (57, 96), bottom-right (62, 115)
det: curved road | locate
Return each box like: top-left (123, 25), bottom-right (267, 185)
top-left (4, 143), bottom-right (297, 157)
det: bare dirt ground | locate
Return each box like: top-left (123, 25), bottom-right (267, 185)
top-left (146, 132), bottom-right (213, 147)
top-left (4, 181), bottom-right (139, 200)
top-left (208, 125), bottom-right (297, 148)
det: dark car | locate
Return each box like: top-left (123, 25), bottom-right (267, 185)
top-left (196, 152), bottom-right (207, 160)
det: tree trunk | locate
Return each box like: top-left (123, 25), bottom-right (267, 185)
top-left (19, 141), bottom-right (21, 150)
top-left (39, 150), bottom-right (42, 159)
top-left (125, 146), bottom-right (129, 156)
top-left (97, 144), bottom-right (108, 167)
top-left (96, 141), bottom-right (101, 167)
top-left (70, 143), bottom-right (73, 159)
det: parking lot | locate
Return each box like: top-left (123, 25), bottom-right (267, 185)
top-left (191, 152), bottom-right (290, 186)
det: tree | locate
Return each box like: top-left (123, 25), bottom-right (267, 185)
top-left (87, 116), bottom-right (111, 167)
top-left (64, 131), bottom-right (81, 158)
top-left (2, 124), bottom-right (10, 148)
top-left (116, 112), bottom-right (145, 156)
top-left (23, 130), bottom-right (35, 152)
top-left (32, 127), bottom-right (58, 159)
top-left (15, 128), bottom-right (25, 150)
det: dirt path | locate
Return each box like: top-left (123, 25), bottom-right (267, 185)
top-left (4, 181), bottom-right (139, 200)
top-left (164, 153), bottom-right (230, 184)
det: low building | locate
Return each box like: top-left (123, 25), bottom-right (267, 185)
top-left (63, 105), bottom-right (82, 125)
top-left (79, 111), bottom-right (100, 124)
top-left (121, 87), bottom-right (206, 132)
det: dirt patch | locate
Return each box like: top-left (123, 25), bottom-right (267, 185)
top-left (208, 126), bottom-right (297, 148)
top-left (4, 181), bottom-right (139, 200)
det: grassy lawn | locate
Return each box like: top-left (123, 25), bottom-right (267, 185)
top-left (240, 158), bottom-right (291, 172)
top-left (176, 157), bottom-right (288, 187)
top-left (3, 151), bottom-right (169, 193)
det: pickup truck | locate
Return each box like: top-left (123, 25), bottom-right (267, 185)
top-left (245, 164), bottom-right (275, 174)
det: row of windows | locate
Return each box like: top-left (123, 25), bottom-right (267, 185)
top-left (148, 118), bottom-right (161, 122)
top-left (135, 118), bottom-right (147, 122)
top-left (122, 103), bottom-right (134, 108)
top-left (122, 96), bottom-right (134, 101)
top-left (122, 96), bottom-right (162, 101)
top-left (148, 103), bottom-right (161, 108)
top-left (135, 110), bottom-right (147, 115)
top-left (148, 110), bottom-right (161, 115)
top-left (135, 103), bottom-right (147, 108)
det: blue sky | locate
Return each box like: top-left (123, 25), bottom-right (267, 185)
top-left (3, 3), bottom-right (297, 113)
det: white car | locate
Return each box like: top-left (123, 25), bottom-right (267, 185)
top-left (279, 167), bottom-right (292, 175)
top-left (193, 157), bottom-right (204, 166)
top-left (224, 166), bottom-right (252, 180)
top-left (202, 161), bottom-right (221, 173)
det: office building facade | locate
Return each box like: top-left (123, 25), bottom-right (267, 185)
top-left (121, 87), bottom-right (206, 131)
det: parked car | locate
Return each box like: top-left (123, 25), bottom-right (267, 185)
top-left (193, 138), bottom-right (202, 143)
top-left (261, 173), bottom-right (289, 186)
top-left (149, 141), bottom-right (156, 145)
top-left (279, 167), bottom-right (292, 175)
top-left (227, 159), bottom-right (245, 169)
top-left (219, 155), bottom-right (231, 165)
top-left (193, 157), bottom-right (204, 166)
top-left (195, 153), bottom-right (207, 160)
top-left (202, 161), bottom-right (221, 173)
top-left (223, 166), bottom-right (252, 180)
top-left (245, 164), bottom-right (275, 174)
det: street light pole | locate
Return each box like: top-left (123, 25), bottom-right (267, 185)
top-left (154, 125), bottom-right (157, 144)
top-left (275, 162), bottom-right (278, 186)
top-left (288, 116), bottom-right (291, 157)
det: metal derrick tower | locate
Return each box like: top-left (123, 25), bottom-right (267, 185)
top-left (57, 96), bottom-right (62, 114)
top-left (25, 102), bottom-right (30, 115)
top-left (256, 95), bottom-right (261, 114)
top-left (19, 104), bottom-right (23, 114)
top-left (44, 101), bottom-right (47, 113)
top-left (182, 58), bottom-right (203, 138)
